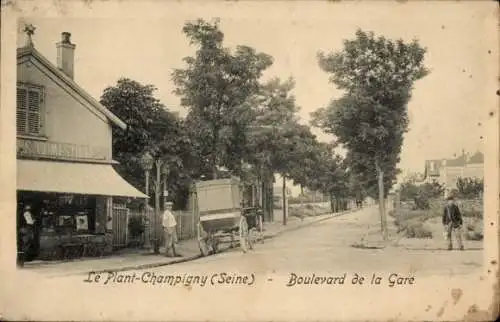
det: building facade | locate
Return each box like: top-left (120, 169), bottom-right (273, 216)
top-left (423, 151), bottom-right (484, 195)
top-left (16, 29), bottom-right (146, 261)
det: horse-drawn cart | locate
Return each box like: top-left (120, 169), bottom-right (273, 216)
top-left (194, 177), bottom-right (263, 256)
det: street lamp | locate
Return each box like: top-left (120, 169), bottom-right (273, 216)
top-left (140, 152), bottom-right (154, 198)
top-left (139, 151), bottom-right (154, 249)
top-left (151, 158), bottom-right (166, 254)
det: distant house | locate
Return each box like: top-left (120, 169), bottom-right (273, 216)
top-left (423, 150), bottom-right (484, 194)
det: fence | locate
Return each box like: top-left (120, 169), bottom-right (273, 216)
top-left (174, 211), bottom-right (197, 241)
top-left (112, 204), bottom-right (129, 248)
top-left (112, 205), bottom-right (197, 249)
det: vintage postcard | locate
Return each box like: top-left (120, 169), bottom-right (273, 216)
top-left (0, 0), bottom-right (498, 321)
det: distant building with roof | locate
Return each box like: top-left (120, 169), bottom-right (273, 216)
top-left (423, 150), bottom-right (484, 195)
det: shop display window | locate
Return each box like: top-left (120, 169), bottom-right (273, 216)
top-left (19, 192), bottom-right (97, 234)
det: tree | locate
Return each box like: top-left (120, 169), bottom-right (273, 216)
top-left (312, 29), bottom-right (429, 240)
top-left (453, 177), bottom-right (484, 199)
top-left (303, 143), bottom-right (350, 212)
top-left (244, 77), bottom-right (305, 221)
top-left (400, 181), bottom-right (444, 210)
top-left (100, 78), bottom-right (192, 209)
top-left (344, 149), bottom-right (401, 201)
top-left (399, 182), bottom-right (419, 202)
top-left (172, 18), bottom-right (273, 179)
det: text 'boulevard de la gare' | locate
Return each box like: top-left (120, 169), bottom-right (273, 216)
top-left (83, 271), bottom-right (416, 288)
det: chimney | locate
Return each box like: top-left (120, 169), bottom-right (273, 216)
top-left (56, 32), bottom-right (76, 79)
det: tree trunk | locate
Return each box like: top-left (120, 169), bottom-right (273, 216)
top-left (282, 176), bottom-right (287, 226)
top-left (376, 161), bottom-right (388, 241)
top-left (211, 126), bottom-right (219, 180)
top-left (261, 174), bottom-right (268, 222)
top-left (300, 185), bottom-right (304, 210)
top-left (268, 174), bottom-right (274, 221)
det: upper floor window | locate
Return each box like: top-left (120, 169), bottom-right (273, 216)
top-left (17, 83), bottom-right (44, 136)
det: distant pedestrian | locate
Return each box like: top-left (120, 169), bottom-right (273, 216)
top-left (442, 196), bottom-right (464, 251)
top-left (162, 201), bottom-right (179, 257)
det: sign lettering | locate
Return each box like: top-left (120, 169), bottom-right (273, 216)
top-left (17, 139), bottom-right (107, 161)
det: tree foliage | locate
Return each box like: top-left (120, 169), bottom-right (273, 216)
top-left (172, 18), bottom-right (273, 179)
top-left (245, 77), bottom-right (347, 195)
top-left (452, 177), bottom-right (484, 199)
top-left (313, 29), bottom-right (428, 178)
top-left (400, 181), bottom-right (444, 210)
top-left (100, 78), bottom-right (192, 208)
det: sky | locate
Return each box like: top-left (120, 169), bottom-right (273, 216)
top-left (16, 1), bottom-right (497, 182)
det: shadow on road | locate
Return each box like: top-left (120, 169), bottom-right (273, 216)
top-left (350, 244), bottom-right (385, 250)
top-left (349, 244), bottom-right (483, 251)
top-left (400, 247), bottom-right (483, 251)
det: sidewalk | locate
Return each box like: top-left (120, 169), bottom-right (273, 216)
top-left (353, 208), bottom-right (484, 251)
top-left (22, 208), bottom-right (358, 277)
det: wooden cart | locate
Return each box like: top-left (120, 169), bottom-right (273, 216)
top-left (194, 177), bottom-right (263, 256)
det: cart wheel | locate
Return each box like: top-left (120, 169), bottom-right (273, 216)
top-left (239, 217), bottom-right (250, 252)
top-left (249, 215), bottom-right (264, 246)
top-left (197, 223), bottom-right (210, 257)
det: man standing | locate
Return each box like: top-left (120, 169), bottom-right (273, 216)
top-left (162, 201), bottom-right (178, 257)
top-left (19, 204), bottom-right (36, 262)
top-left (443, 196), bottom-right (464, 251)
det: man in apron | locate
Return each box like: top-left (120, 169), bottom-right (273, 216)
top-left (442, 196), bottom-right (464, 250)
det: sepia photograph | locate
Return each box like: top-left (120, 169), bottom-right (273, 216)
top-left (0, 0), bottom-right (498, 321)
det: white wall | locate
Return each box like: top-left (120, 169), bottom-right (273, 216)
top-left (17, 58), bottom-right (113, 160)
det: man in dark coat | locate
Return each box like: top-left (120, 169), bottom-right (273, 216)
top-left (19, 204), bottom-right (36, 263)
top-left (443, 196), bottom-right (464, 250)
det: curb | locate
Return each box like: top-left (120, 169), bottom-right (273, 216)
top-left (47, 207), bottom-right (364, 277)
top-left (90, 254), bottom-right (203, 275)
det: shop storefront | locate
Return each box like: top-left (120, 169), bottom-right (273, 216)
top-left (16, 30), bottom-right (147, 263)
top-left (17, 157), bottom-right (147, 262)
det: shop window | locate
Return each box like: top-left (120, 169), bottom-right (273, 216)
top-left (30, 194), bottom-right (97, 234)
top-left (17, 83), bottom-right (44, 136)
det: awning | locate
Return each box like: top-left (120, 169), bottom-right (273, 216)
top-left (17, 159), bottom-right (148, 198)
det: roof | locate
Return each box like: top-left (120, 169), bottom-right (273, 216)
top-left (423, 151), bottom-right (484, 178)
top-left (17, 45), bottom-right (126, 130)
top-left (468, 151), bottom-right (484, 164)
top-left (446, 154), bottom-right (467, 167)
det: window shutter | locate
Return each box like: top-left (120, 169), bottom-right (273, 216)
top-left (16, 85), bottom-right (43, 135)
top-left (27, 90), bottom-right (41, 134)
top-left (16, 87), bottom-right (28, 134)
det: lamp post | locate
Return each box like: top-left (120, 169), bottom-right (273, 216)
top-left (139, 151), bottom-right (154, 249)
top-left (152, 158), bottom-right (165, 254)
top-left (161, 163), bottom-right (169, 206)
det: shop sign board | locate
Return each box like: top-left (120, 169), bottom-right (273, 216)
top-left (17, 138), bottom-right (107, 161)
